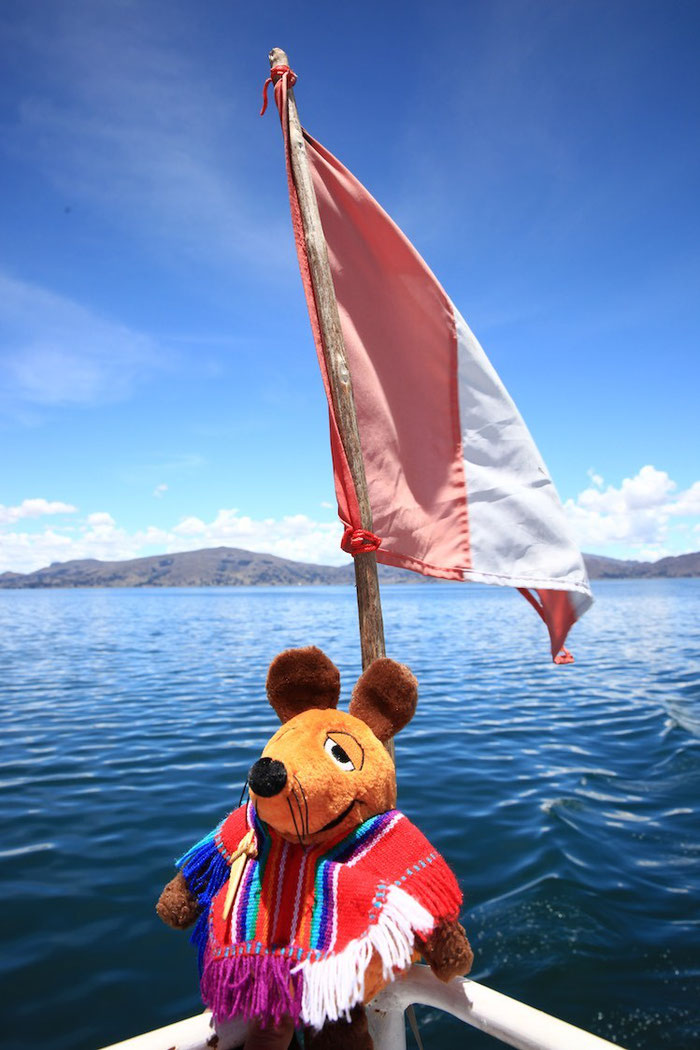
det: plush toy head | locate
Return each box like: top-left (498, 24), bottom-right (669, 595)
top-left (247, 646), bottom-right (418, 847)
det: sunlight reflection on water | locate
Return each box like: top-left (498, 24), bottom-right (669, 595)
top-left (0, 579), bottom-right (698, 1049)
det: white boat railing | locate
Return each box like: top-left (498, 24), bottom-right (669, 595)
top-left (99, 965), bottom-right (625, 1050)
top-left (367, 965), bottom-right (623, 1050)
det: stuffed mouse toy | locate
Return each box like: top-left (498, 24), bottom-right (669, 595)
top-left (157, 647), bottom-right (472, 1048)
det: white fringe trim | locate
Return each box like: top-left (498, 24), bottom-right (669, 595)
top-left (293, 885), bottom-right (435, 1031)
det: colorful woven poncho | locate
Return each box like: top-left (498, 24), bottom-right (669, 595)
top-left (179, 802), bottom-right (462, 1030)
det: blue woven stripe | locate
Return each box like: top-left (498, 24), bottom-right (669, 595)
top-left (177, 823), bottom-right (229, 972)
top-left (310, 811), bottom-right (396, 952)
top-left (177, 825), bottom-right (229, 910)
top-left (331, 810), bottom-right (394, 863)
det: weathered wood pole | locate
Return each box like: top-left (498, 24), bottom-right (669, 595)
top-left (268, 48), bottom-right (390, 736)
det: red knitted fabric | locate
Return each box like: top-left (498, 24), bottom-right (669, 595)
top-left (182, 804), bottom-right (463, 1028)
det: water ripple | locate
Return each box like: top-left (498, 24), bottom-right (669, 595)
top-left (0, 581), bottom-right (699, 1049)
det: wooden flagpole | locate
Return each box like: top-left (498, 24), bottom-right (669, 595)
top-left (268, 47), bottom-right (389, 716)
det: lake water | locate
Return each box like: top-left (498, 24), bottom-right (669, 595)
top-left (1, 581), bottom-right (699, 1050)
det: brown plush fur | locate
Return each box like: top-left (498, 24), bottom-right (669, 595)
top-left (416, 919), bottom-right (474, 983)
top-left (348, 658), bottom-right (418, 743)
top-left (157, 871), bottom-right (201, 929)
top-left (252, 708), bottom-right (396, 846)
top-left (243, 1019), bottom-right (296, 1050)
top-left (266, 646), bottom-right (341, 723)
top-left (158, 647), bottom-right (472, 1050)
top-left (305, 1005), bottom-right (372, 1050)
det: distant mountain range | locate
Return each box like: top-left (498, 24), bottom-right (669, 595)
top-left (1, 546), bottom-right (699, 588)
top-left (583, 551), bottom-right (700, 579)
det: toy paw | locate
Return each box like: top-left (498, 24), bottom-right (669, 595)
top-left (306, 1005), bottom-right (373, 1050)
top-left (156, 871), bottom-right (201, 929)
top-left (418, 918), bottom-right (473, 983)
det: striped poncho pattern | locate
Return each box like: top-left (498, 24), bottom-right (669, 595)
top-left (178, 803), bottom-right (463, 1030)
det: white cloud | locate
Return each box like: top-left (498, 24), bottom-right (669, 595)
top-left (0, 272), bottom-right (168, 410)
top-left (168, 509), bottom-right (343, 565)
top-left (85, 511), bottom-right (116, 528)
top-left (671, 481), bottom-right (700, 518)
top-left (564, 465), bottom-right (700, 559)
top-left (172, 516), bottom-right (207, 537)
top-left (153, 484), bottom-right (168, 498)
top-left (0, 506), bottom-right (348, 575)
top-left (3, 467), bottom-right (698, 576)
top-left (0, 498), bottom-right (77, 525)
top-left (0, 529), bottom-right (75, 572)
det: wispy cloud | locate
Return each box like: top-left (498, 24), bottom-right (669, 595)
top-left (4, 1), bottom-right (282, 272)
top-left (0, 271), bottom-right (167, 411)
top-left (118, 454), bottom-right (206, 486)
top-left (564, 465), bottom-right (700, 560)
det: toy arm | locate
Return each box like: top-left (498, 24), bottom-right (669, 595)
top-left (416, 918), bottom-right (473, 983)
top-left (157, 807), bottom-right (247, 931)
top-left (156, 870), bottom-right (202, 930)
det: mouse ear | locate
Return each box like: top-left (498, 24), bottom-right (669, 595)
top-left (266, 646), bottom-right (341, 723)
top-left (349, 658), bottom-right (418, 742)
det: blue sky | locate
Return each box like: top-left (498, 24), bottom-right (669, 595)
top-left (1, 0), bottom-right (699, 573)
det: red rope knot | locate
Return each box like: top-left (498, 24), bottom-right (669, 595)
top-left (341, 526), bottom-right (382, 555)
top-left (260, 65), bottom-right (298, 116)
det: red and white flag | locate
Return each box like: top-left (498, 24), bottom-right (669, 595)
top-left (270, 72), bottom-right (593, 661)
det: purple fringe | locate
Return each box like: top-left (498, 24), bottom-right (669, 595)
top-left (201, 951), bottom-right (304, 1027)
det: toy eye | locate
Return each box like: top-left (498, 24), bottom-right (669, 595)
top-left (324, 737), bottom-right (356, 771)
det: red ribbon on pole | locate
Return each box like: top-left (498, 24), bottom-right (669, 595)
top-left (341, 526), bottom-right (382, 555)
top-left (260, 65), bottom-right (297, 116)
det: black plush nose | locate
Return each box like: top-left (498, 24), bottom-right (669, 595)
top-left (248, 757), bottom-right (287, 798)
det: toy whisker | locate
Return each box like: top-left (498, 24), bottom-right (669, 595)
top-left (286, 794), bottom-right (304, 847)
top-left (293, 775), bottom-right (309, 838)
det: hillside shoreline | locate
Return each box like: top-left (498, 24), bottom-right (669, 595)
top-left (1, 546), bottom-right (698, 589)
